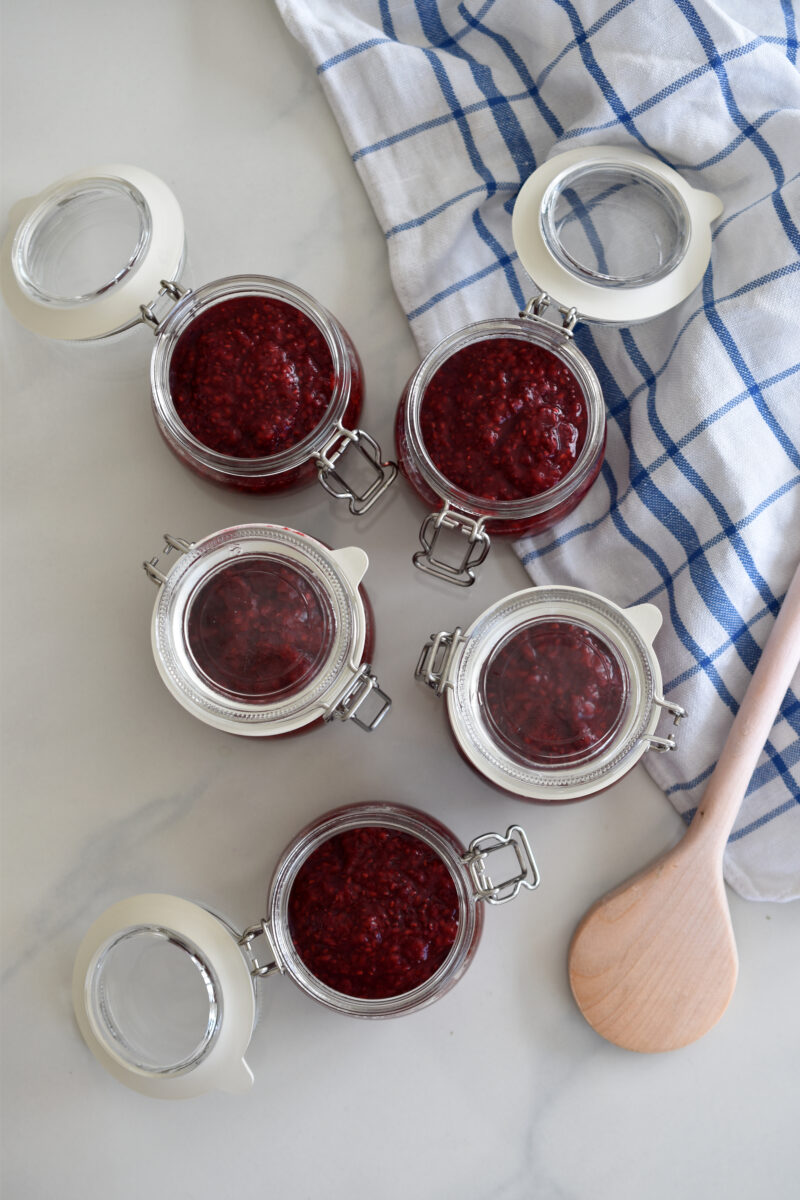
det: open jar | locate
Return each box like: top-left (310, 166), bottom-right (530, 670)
top-left (396, 145), bottom-right (722, 584)
top-left (144, 524), bottom-right (390, 735)
top-left (1, 165), bottom-right (396, 509)
top-left (72, 802), bottom-right (539, 1098)
top-left (416, 585), bottom-right (687, 801)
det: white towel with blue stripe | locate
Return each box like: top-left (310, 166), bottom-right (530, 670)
top-left (276, 0), bottom-right (800, 901)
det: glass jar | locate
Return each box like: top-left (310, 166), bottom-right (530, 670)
top-left (72, 802), bottom-right (540, 1098)
top-left (416, 585), bottom-right (687, 801)
top-left (397, 145), bottom-right (722, 584)
top-left (1, 165), bottom-right (396, 510)
top-left (144, 524), bottom-right (390, 736)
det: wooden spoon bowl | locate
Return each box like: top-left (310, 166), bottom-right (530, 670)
top-left (568, 561), bottom-right (800, 1053)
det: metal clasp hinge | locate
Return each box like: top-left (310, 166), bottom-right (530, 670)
top-left (142, 533), bottom-right (194, 585)
top-left (324, 663), bottom-right (392, 731)
top-left (238, 920), bottom-right (283, 979)
top-left (140, 279), bottom-right (188, 332)
top-left (644, 695), bottom-right (687, 752)
top-left (463, 826), bottom-right (540, 905)
top-left (520, 292), bottom-right (577, 338)
top-left (315, 423), bottom-right (398, 515)
top-left (413, 503), bottom-right (491, 587)
top-left (415, 629), bottom-right (466, 696)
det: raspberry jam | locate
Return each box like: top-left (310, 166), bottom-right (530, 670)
top-left (482, 621), bottom-right (628, 766)
top-left (419, 338), bottom-right (587, 503)
top-left (185, 558), bottom-right (335, 703)
top-left (169, 296), bottom-right (336, 460)
top-left (152, 278), bottom-right (367, 495)
top-left (287, 825), bottom-right (460, 1000)
top-left (396, 320), bottom-right (606, 581)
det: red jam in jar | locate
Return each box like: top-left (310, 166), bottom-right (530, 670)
top-left (185, 558), bottom-right (336, 703)
top-left (482, 620), bottom-right (628, 765)
top-left (169, 296), bottom-right (337, 459)
top-left (287, 825), bottom-right (460, 1000)
top-left (419, 338), bottom-right (587, 503)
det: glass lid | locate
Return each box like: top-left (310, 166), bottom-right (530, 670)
top-left (446, 586), bottom-right (665, 800)
top-left (151, 526), bottom-right (369, 735)
top-left (512, 145), bottom-right (723, 324)
top-left (72, 894), bottom-right (256, 1099)
top-left (1, 164), bottom-right (185, 339)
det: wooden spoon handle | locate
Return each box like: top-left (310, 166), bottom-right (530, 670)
top-left (691, 559), bottom-right (800, 849)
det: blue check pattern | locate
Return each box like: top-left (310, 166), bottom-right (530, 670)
top-left (276, 0), bottom-right (800, 900)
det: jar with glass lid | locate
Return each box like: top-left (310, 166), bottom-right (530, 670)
top-left (1, 165), bottom-right (396, 510)
top-left (416, 584), bottom-right (687, 801)
top-left (72, 801), bottom-right (539, 1098)
top-left (144, 523), bottom-right (391, 736)
top-left (396, 145), bottom-right (722, 584)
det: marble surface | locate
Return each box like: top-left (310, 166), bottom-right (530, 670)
top-left (1, 1), bottom-right (798, 1196)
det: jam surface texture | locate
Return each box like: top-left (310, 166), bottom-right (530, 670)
top-left (483, 620), bottom-right (627, 764)
top-left (169, 296), bottom-right (335, 458)
top-left (185, 557), bottom-right (334, 702)
top-left (288, 826), bottom-right (459, 1000)
top-left (420, 338), bottom-right (587, 502)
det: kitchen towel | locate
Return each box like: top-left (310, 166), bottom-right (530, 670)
top-left (275, 0), bottom-right (800, 902)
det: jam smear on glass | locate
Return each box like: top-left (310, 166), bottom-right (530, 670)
top-left (419, 337), bottom-right (587, 502)
top-left (287, 826), bottom-right (460, 1000)
top-left (483, 620), bottom-right (627, 765)
top-left (185, 557), bottom-right (334, 702)
top-left (169, 296), bottom-right (335, 458)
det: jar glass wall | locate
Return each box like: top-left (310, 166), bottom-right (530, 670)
top-left (267, 803), bottom-right (485, 1017)
top-left (151, 276), bottom-right (363, 493)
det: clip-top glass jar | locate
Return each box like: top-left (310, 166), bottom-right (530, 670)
top-left (144, 524), bottom-right (390, 735)
top-left (72, 802), bottom-right (539, 1098)
top-left (416, 585), bottom-right (687, 801)
top-left (1, 164), bottom-right (396, 509)
top-left (396, 145), bottom-right (722, 584)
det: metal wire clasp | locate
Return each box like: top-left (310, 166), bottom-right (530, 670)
top-left (413, 503), bottom-right (491, 587)
top-left (238, 920), bottom-right (283, 979)
top-left (315, 422), bottom-right (398, 515)
top-left (463, 826), bottom-right (540, 905)
top-left (520, 292), bottom-right (578, 337)
top-left (644, 695), bottom-right (687, 752)
top-left (415, 629), bottom-right (466, 696)
top-left (142, 533), bottom-right (194, 585)
top-left (324, 663), bottom-right (392, 731)
top-left (139, 279), bottom-right (188, 332)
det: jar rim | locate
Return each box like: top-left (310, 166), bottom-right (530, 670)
top-left (150, 275), bottom-right (353, 477)
top-left (446, 586), bottom-right (662, 800)
top-left (151, 525), bottom-right (367, 735)
top-left (402, 316), bottom-right (606, 522)
top-left (267, 802), bottom-right (479, 1016)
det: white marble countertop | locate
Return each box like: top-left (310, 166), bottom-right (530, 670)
top-left (2, 2), bottom-right (798, 1197)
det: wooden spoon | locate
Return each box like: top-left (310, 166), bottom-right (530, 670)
top-left (568, 560), bottom-right (800, 1052)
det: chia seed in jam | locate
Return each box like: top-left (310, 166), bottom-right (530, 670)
top-left (169, 296), bottom-right (336, 458)
top-left (419, 338), bottom-right (587, 502)
top-left (185, 557), bottom-right (334, 702)
top-left (483, 620), bottom-right (628, 765)
top-left (287, 826), bottom-right (460, 1000)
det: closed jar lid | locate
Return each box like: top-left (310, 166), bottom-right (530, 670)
top-left (1, 164), bottom-right (185, 339)
top-left (512, 145), bottom-right (722, 324)
top-left (421, 586), bottom-right (684, 801)
top-left (72, 894), bottom-right (256, 1099)
top-left (149, 525), bottom-right (378, 735)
